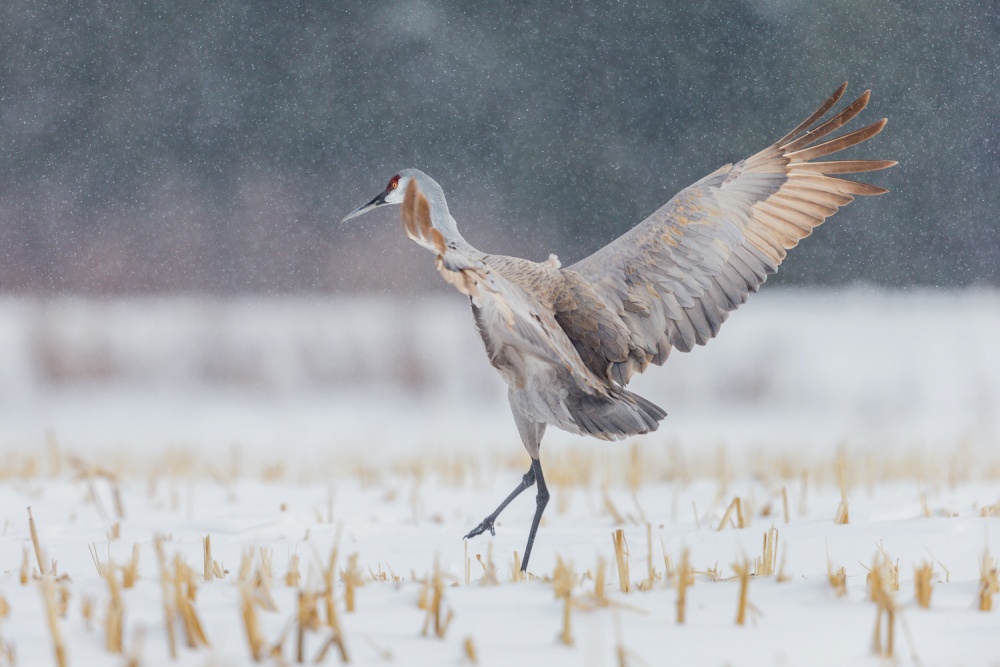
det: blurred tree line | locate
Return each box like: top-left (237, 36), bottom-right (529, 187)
top-left (0, 0), bottom-right (997, 293)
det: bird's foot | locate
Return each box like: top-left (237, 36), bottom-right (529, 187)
top-left (464, 517), bottom-right (497, 540)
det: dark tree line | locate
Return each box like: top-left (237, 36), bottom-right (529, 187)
top-left (1, 0), bottom-right (997, 293)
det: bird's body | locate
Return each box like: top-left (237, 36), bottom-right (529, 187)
top-left (470, 255), bottom-right (666, 453)
top-left (343, 83), bottom-right (895, 571)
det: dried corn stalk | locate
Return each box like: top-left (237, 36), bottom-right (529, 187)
top-left (827, 549), bottom-right (847, 598)
top-left (202, 536), bottom-right (214, 582)
top-left (612, 529), bottom-right (630, 593)
top-left (320, 544), bottom-right (350, 663)
top-left (552, 557), bottom-right (574, 646)
top-left (776, 544), bottom-right (792, 583)
top-left (0, 594), bottom-right (13, 665)
top-left (511, 551), bottom-right (524, 583)
top-left (40, 576), bottom-right (67, 667)
top-left (463, 636), bottom-right (478, 664)
top-left (833, 498), bottom-right (849, 525)
top-left (154, 536), bottom-right (178, 659)
top-left (421, 558), bottom-right (454, 639)
top-left (240, 584), bottom-right (266, 661)
top-left (733, 558), bottom-right (750, 626)
top-left (286, 552), bottom-right (301, 588)
top-left (676, 548), bottom-right (692, 624)
top-left (979, 548), bottom-right (999, 611)
top-left (28, 508), bottom-right (48, 576)
top-left (122, 543), bottom-right (140, 588)
top-left (296, 590), bottom-right (322, 663)
top-left (19, 549), bottom-right (30, 585)
top-left (475, 543), bottom-right (498, 586)
top-left (103, 562), bottom-right (124, 654)
top-left (638, 524), bottom-right (655, 591)
top-left (754, 525), bottom-right (779, 577)
top-left (869, 555), bottom-right (896, 657)
top-left (716, 497), bottom-right (745, 531)
top-left (343, 553), bottom-right (361, 612)
top-left (914, 562), bottom-right (934, 609)
top-left (592, 557), bottom-right (609, 606)
top-left (172, 555), bottom-right (210, 648)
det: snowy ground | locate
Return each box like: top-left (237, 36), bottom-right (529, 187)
top-left (0, 290), bottom-right (999, 666)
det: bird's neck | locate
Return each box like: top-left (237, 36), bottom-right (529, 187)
top-left (414, 174), bottom-right (478, 254)
top-left (438, 212), bottom-right (471, 247)
top-left (429, 200), bottom-right (474, 252)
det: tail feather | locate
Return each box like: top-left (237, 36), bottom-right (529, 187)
top-left (566, 389), bottom-right (667, 441)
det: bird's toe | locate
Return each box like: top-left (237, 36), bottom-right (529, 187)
top-left (464, 518), bottom-right (496, 540)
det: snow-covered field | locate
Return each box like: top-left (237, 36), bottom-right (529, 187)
top-left (1, 290), bottom-right (999, 666)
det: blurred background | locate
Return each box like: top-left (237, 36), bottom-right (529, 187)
top-left (0, 1), bottom-right (997, 460)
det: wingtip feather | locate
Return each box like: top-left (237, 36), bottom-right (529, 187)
top-left (775, 81), bottom-right (850, 146)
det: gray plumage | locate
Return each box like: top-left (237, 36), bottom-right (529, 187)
top-left (343, 83), bottom-right (895, 571)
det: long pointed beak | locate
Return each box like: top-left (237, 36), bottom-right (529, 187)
top-left (341, 190), bottom-right (388, 223)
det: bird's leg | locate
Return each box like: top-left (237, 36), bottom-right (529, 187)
top-left (463, 465), bottom-right (536, 540)
top-left (519, 457), bottom-right (549, 572)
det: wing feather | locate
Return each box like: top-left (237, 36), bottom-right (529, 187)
top-left (568, 83), bottom-right (895, 385)
top-left (780, 89), bottom-right (871, 152)
top-left (774, 82), bottom-right (847, 146)
top-left (786, 118), bottom-right (888, 161)
top-left (792, 160), bottom-right (896, 175)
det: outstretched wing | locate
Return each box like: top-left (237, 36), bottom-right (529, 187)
top-left (400, 179), bottom-right (607, 395)
top-left (568, 83), bottom-right (895, 386)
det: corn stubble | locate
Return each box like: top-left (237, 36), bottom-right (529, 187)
top-left (827, 551), bottom-right (848, 598)
top-left (869, 554), bottom-right (897, 658)
top-left (978, 548), bottom-right (999, 611)
top-left (102, 561), bottom-right (125, 654)
top-left (0, 594), bottom-right (14, 666)
top-left (40, 575), bottom-right (67, 667)
top-left (239, 543), bottom-right (350, 663)
top-left (172, 555), bottom-right (210, 648)
top-left (27, 508), bottom-right (68, 667)
top-left (463, 636), bottom-right (478, 664)
top-left (716, 497), bottom-right (747, 531)
top-left (612, 529), bottom-right (630, 593)
top-left (754, 526), bottom-right (779, 577)
top-left (732, 558), bottom-right (751, 626)
top-left (7, 442), bottom-right (1000, 663)
top-left (914, 562), bottom-right (934, 609)
top-left (420, 557), bottom-right (454, 640)
top-left (676, 549), bottom-right (693, 624)
top-left (552, 556), bottom-right (575, 646)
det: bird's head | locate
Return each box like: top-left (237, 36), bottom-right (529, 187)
top-left (341, 168), bottom-right (467, 250)
top-left (341, 168), bottom-right (430, 223)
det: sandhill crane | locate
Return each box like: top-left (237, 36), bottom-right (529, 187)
top-left (343, 83), bottom-right (894, 572)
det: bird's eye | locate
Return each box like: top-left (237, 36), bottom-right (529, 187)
top-left (389, 175), bottom-right (400, 189)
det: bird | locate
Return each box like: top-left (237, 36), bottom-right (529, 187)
top-left (342, 83), bottom-right (894, 572)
